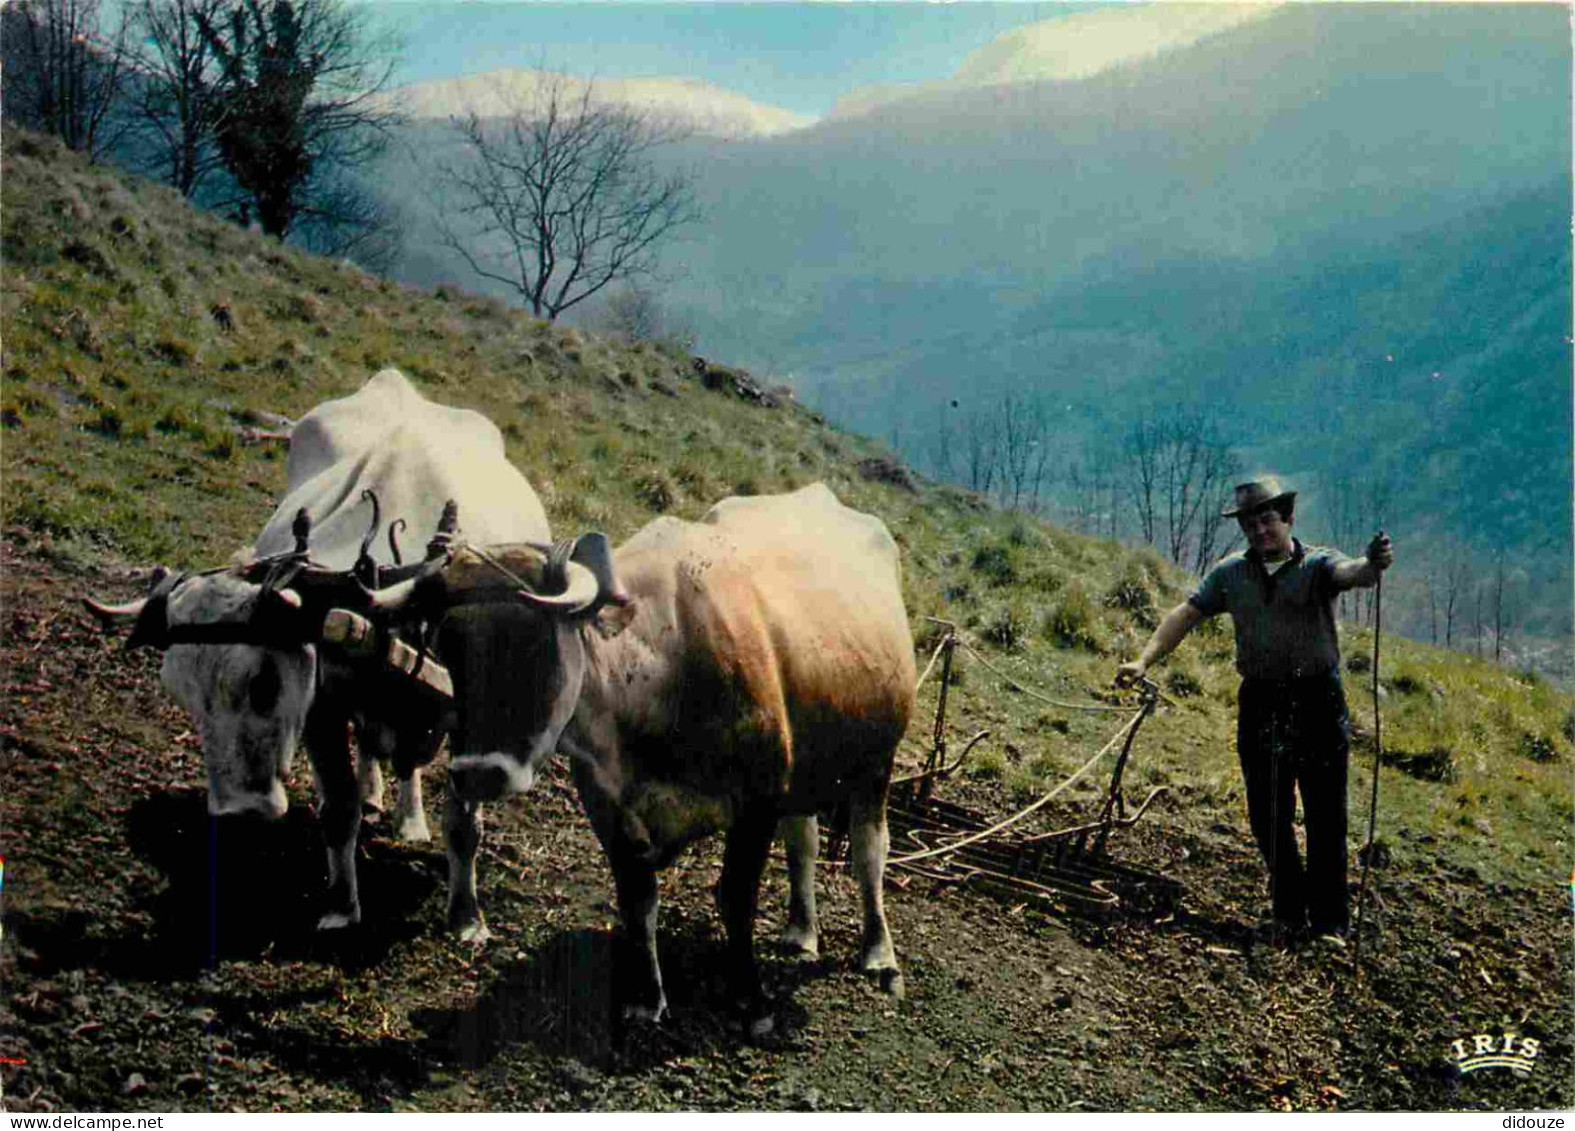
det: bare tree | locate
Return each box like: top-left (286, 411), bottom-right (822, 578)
top-left (1189, 455), bottom-right (1239, 574)
top-left (1125, 419), bottom-right (1163, 547)
top-left (1472, 577), bottom-right (1486, 657)
top-left (598, 283), bottom-right (663, 342)
top-left (1439, 543), bottom-right (1473, 651)
top-left (1489, 550), bottom-right (1524, 664)
top-left (1, 0), bottom-right (133, 158)
top-left (586, 282), bottom-right (696, 351)
top-left (289, 162), bottom-right (404, 272)
top-left (1423, 562), bottom-right (1440, 644)
top-left (996, 390), bottom-right (1048, 512)
top-left (1064, 458), bottom-right (1101, 536)
top-left (927, 402), bottom-right (959, 485)
top-left (434, 72), bottom-right (701, 321)
top-left (125, 0), bottom-right (228, 197)
top-left (960, 402), bottom-right (1000, 496)
top-left (1172, 415), bottom-right (1239, 574)
top-left (1121, 409), bottom-right (1238, 569)
top-left (194, 0), bottom-right (399, 239)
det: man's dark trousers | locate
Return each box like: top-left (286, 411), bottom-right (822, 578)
top-left (1236, 672), bottom-right (1351, 935)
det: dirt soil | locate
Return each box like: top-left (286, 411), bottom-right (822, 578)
top-left (2, 540), bottom-right (1570, 1113)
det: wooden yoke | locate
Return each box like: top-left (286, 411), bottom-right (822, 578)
top-left (322, 608), bottom-right (453, 700)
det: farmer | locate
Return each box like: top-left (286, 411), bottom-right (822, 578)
top-left (1115, 477), bottom-right (1394, 945)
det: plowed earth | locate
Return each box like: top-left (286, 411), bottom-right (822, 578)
top-left (2, 540), bottom-right (1569, 1113)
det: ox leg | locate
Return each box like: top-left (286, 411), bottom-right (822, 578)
top-left (777, 814), bottom-right (820, 959)
top-left (610, 857), bottom-right (668, 1025)
top-left (444, 788), bottom-right (489, 944)
top-left (308, 713), bottom-right (362, 931)
top-left (570, 763), bottom-right (668, 1023)
top-left (392, 771), bottom-right (432, 843)
top-left (717, 805), bottom-right (778, 1037)
top-left (356, 749), bottom-right (386, 818)
top-left (849, 789), bottom-right (902, 998)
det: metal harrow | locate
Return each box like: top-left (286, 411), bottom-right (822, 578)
top-left (879, 630), bottom-right (1183, 922)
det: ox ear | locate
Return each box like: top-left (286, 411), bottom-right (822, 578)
top-left (592, 597), bottom-right (638, 639)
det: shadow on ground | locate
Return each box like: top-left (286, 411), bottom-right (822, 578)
top-left (10, 790), bottom-right (442, 980)
top-left (414, 917), bottom-right (820, 1075)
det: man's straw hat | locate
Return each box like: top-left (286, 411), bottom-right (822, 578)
top-left (1221, 477), bottom-right (1297, 519)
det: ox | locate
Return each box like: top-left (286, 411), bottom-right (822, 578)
top-left (380, 483), bottom-right (914, 1031)
top-left (86, 368), bottom-right (549, 930)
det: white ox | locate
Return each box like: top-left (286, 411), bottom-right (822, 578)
top-left (376, 483), bottom-right (914, 1032)
top-left (87, 369), bottom-right (548, 929)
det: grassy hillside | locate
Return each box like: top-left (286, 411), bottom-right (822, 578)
top-left (2, 129), bottom-right (1569, 896)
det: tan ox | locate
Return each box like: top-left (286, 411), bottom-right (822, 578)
top-left (383, 483), bottom-right (914, 1033)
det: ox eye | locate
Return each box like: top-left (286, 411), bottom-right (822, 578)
top-left (249, 659), bottom-right (281, 714)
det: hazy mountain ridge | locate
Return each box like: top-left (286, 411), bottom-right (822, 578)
top-left (383, 4), bottom-right (1570, 642)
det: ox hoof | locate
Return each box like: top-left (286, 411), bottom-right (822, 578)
top-left (394, 816), bottom-right (432, 843)
top-left (777, 924), bottom-right (820, 960)
top-left (873, 967), bottom-right (905, 1000)
top-left (317, 909), bottom-right (360, 931)
top-left (621, 1001), bottom-right (669, 1026)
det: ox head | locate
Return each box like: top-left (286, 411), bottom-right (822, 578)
top-left (365, 535), bottom-right (628, 805)
top-left (84, 501), bottom-right (455, 820)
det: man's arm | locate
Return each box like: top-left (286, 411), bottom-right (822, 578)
top-left (1330, 532), bottom-right (1396, 593)
top-left (1115, 601), bottom-right (1205, 686)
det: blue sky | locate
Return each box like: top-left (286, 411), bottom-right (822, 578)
top-left (369, 2), bottom-right (1095, 116)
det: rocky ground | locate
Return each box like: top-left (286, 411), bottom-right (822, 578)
top-left (2, 540), bottom-right (1569, 1113)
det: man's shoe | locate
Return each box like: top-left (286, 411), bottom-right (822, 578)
top-left (1307, 931), bottom-right (1348, 955)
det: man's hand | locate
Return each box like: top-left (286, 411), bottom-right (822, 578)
top-left (1115, 660), bottom-right (1147, 688)
top-left (1367, 531), bottom-right (1394, 573)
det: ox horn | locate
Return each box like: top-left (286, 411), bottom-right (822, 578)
top-left (83, 594), bottom-right (149, 625)
top-left (515, 557), bottom-right (599, 615)
top-left (514, 534), bottom-right (623, 616)
top-left (355, 547), bottom-right (453, 615)
top-left (82, 565), bottom-right (173, 623)
top-left (82, 566), bottom-right (181, 649)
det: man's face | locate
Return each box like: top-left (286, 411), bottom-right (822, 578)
top-left (1238, 506), bottom-right (1294, 560)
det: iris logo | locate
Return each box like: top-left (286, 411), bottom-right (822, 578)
top-left (1449, 1032), bottom-right (1541, 1077)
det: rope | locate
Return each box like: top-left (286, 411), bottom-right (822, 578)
top-left (465, 543), bottom-right (533, 591)
top-left (889, 706), bottom-right (1148, 866)
top-left (956, 639), bottom-right (1131, 713)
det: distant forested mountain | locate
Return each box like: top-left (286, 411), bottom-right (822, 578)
top-left (385, 2), bottom-right (1572, 651)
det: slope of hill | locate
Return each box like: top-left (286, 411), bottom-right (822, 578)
top-left (1, 132), bottom-right (1570, 1114)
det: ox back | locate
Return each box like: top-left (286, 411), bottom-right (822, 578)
top-left (583, 482), bottom-right (916, 849)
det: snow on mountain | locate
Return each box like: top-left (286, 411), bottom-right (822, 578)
top-left (389, 69), bottom-right (815, 139)
top-left (828, 2), bottom-right (1282, 120)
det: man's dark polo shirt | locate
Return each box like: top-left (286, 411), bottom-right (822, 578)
top-left (1188, 539), bottom-right (1350, 680)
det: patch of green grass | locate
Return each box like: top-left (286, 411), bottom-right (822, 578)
top-left (1043, 582), bottom-right (1103, 652)
top-left (970, 542), bottom-right (1017, 586)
